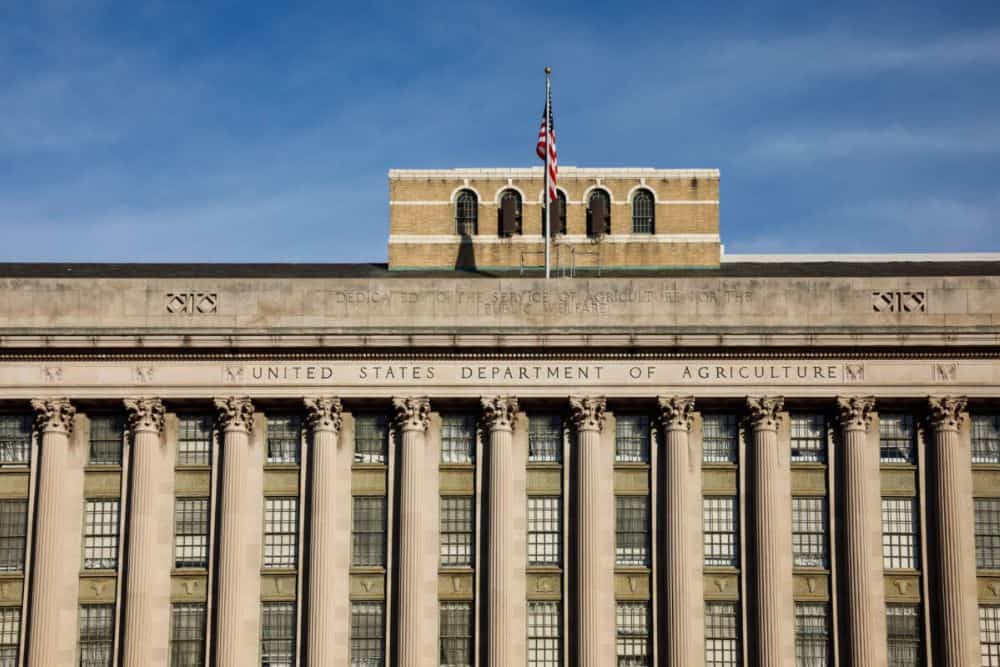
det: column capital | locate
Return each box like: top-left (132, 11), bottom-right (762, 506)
top-left (392, 397), bottom-right (431, 433)
top-left (480, 396), bottom-right (518, 432)
top-left (656, 396), bottom-right (695, 432)
top-left (837, 396), bottom-right (876, 432)
top-left (927, 395), bottom-right (968, 432)
top-left (746, 396), bottom-right (784, 432)
top-left (124, 397), bottom-right (165, 434)
top-left (214, 396), bottom-right (255, 433)
top-left (569, 396), bottom-right (607, 432)
top-left (31, 398), bottom-right (75, 435)
top-left (304, 397), bottom-right (344, 434)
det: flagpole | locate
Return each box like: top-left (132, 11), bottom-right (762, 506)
top-left (544, 66), bottom-right (552, 279)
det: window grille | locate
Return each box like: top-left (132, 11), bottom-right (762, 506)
top-left (529, 415), bottom-right (562, 463)
top-left (455, 190), bottom-right (478, 236)
top-left (528, 496), bottom-right (562, 566)
top-left (615, 415), bottom-right (649, 463)
top-left (261, 602), bottom-right (295, 667)
top-left (175, 498), bottom-right (209, 569)
top-left (587, 189), bottom-right (611, 236)
top-left (542, 191), bottom-right (568, 236)
top-left (0, 607), bottom-right (19, 666)
top-left (264, 497), bottom-right (298, 569)
top-left (973, 415), bottom-right (1000, 464)
top-left (439, 601), bottom-right (473, 667)
top-left (354, 415), bottom-right (387, 464)
top-left (441, 415), bottom-right (476, 464)
top-left (795, 603), bottom-right (830, 666)
top-left (705, 601), bottom-right (741, 667)
top-left (0, 500), bottom-right (27, 572)
top-left (267, 414), bottom-right (301, 464)
top-left (170, 603), bottom-right (205, 667)
top-left (351, 601), bottom-right (384, 667)
top-left (704, 497), bottom-right (739, 567)
top-left (89, 415), bottom-right (123, 465)
top-left (631, 189), bottom-right (654, 234)
top-left (499, 189), bottom-right (523, 235)
top-left (616, 601), bottom-right (650, 666)
top-left (791, 414), bottom-right (826, 463)
top-left (527, 601), bottom-right (561, 667)
top-left (977, 498), bottom-right (1000, 570)
top-left (83, 499), bottom-right (119, 570)
top-left (882, 497), bottom-right (919, 570)
top-left (886, 604), bottom-right (922, 667)
top-left (703, 415), bottom-right (738, 463)
top-left (879, 414), bottom-right (915, 464)
top-left (792, 497), bottom-right (828, 568)
top-left (440, 496), bottom-right (474, 567)
top-left (0, 414), bottom-right (31, 466)
top-left (79, 604), bottom-right (114, 667)
top-left (982, 606), bottom-right (1000, 667)
top-left (177, 415), bottom-right (212, 466)
top-left (616, 496), bottom-right (650, 567)
top-left (352, 497), bottom-right (386, 567)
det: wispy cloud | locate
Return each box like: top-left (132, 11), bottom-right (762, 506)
top-left (749, 125), bottom-right (1000, 161)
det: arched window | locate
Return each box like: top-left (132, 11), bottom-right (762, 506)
top-left (498, 189), bottom-right (522, 236)
top-left (587, 189), bottom-right (611, 237)
top-left (455, 190), bottom-right (478, 236)
top-left (632, 189), bottom-right (654, 234)
top-left (541, 191), bottom-right (568, 236)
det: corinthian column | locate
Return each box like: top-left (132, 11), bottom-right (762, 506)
top-left (926, 396), bottom-right (979, 666)
top-left (656, 397), bottom-right (704, 667)
top-left (392, 397), bottom-right (431, 667)
top-left (745, 396), bottom-right (793, 666)
top-left (122, 398), bottom-right (172, 666)
top-left (569, 396), bottom-right (614, 667)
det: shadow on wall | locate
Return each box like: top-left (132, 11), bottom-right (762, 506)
top-left (455, 236), bottom-right (476, 270)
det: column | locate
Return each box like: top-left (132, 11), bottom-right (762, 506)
top-left (304, 397), bottom-right (346, 666)
top-left (569, 396), bottom-right (614, 667)
top-left (392, 397), bottom-right (431, 667)
top-left (481, 396), bottom-right (520, 666)
top-left (122, 398), bottom-right (172, 666)
top-left (656, 396), bottom-right (704, 667)
top-left (745, 396), bottom-right (793, 667)
top-left (836, 396), bottom-right (887, 667)
top-left (926, 396), bottom-right (979, 666)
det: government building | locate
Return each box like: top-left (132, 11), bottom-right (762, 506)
top-left (0, 166), bottom-right (998, 667)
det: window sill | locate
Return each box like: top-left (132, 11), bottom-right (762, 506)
top-left (790, 462), bottom-right (828, 469)
top-left (793, 567), bottom-right (830, 574)
top-left (0, 466), bottom-right (29, 473)
top-left (351, 462), bottom-right (387, 470)
top-left (175, 464), bottom-right (212, 472)
top-left (614, 462), bottom-right (650, 469)
top-left (350, 566), bottom-right (386, 575)
top-left (171, 568), bottom-right (208, 576)
top-left (438, 567), bottom-right (475, 574)
top-left (84, 464), bottom-right (122, 472)
top-left (0, 571), bottom-right (23, 580)
top-left (264, 462), bottom-right (300, 470)
top-left (439, 463), bottom-right (476, 471)
top-left (80, 569), bottom-right (117, 577)
top-left (527, 461), bottom-right (563, 469)
top-left (704, 566), bottom-right (740, 574)
top-left (702, 462), bottom-right (738, 470)
top-left (261, 568), bottom-right (298, 575)
top-left (614, 566), bottom-right (651, 573)
top-left (884, 568), bottom-right (921, 575)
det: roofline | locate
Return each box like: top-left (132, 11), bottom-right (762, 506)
top-left (388, 167), bottom-right (720, 179)
top-left (721, 252), bottom-right (1000, 263)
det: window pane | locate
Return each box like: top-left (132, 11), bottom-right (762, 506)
top-left (352, 497), bottom-right (386, 567)
top-left (973, 415), bottom-right (1000, 464)
top-left (175, 498), bottom-right (209, 569)
top-left (177, 415), bottom-right (212, 466)
top-left (792, 497), bottom-right (828, 568)
top-left (439, 601), bottom-right (473, 667)
top-left (977, 499), bottom-right (1000, 570)
top-left (261, 602), bottom-right (295, 667)
top-left (795, 603), bottom-right (830, 666)
top-left (886, 604), bottom-right (922, 667)
top-left (879, 414), bottom-right (915, 464)
top-left (527, 601), bottom-right (561, 667)
top-left (0, 500), bottom-right (27, 572)
top-left (0, 607), bottom-right (19, 666)
top-left (84, 499), bottom-right (119, 570)
top-left (79, 604), bottom-right (114, 667)
top-left (440, 496), bottom-right (474, 567)
top-left (703, 415), bottom-right (738, 464)
top-left (616, 602), bottom-right (650, 666)
top-left (355, 416), bottom-right (387, 464)
top-left (351, 601), bottom-right (384, 667)
top-left (616, 496), bottom-right (650, 567)
top-left (441, 415), bottom-right (476, 464)
top-left (264, 498), bottom-right (298, 569)
top-left (0, 414), bottom-right (31, 466)
top-left (791, 415), bottom-right (826, 463)
top-left (170, 603), bottom-right (206, 667)
top-left (981, 605), bottom-right (1000, 667)
top-left (704, 497), bottom-right (739, 567)
top-left (89, 415), bottom-right (123, 465)
top-left (705, 601), bottom-right (741, 667)
top-left (882, 498), bottom-right (919, 570)
top-left (267, 415), bottom-right (301, 464)
top-left (631, 190), bottom-right (654, 234)
top-left (455, 190), bottom-right (478, 236)
top-left (528, 497), bottom-right (561, 566)
top-left (615, 415), bottom-right (649, 463)
top-left (529, 415), bottom-right (562, 463)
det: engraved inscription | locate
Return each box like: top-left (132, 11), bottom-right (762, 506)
top-left (872, 291), bottom-right (926, 313)
top-left (166, 292), bottom-right (218, 314)
top-left (134, 367), bottom-right (154, 383)
top-left (844, 364), bottom-right (865, 382)
top-left (41, 366), bottom-right (63, 383)
top-left (933, 363), bottom-right (958, 382)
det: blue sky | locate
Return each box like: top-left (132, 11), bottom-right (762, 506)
top-left (1, 0), bottom-right (998, 262)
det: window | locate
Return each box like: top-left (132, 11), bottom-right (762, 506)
top-left (267, 414), bottom-right (301, 464)
top-left (261, 602), bottom-right (295, 666)
top-left (170, 603), bottom-right (206, 667)
top-left (886, 604), bottom-right (922, 667)
top-left (79, 604), bottom-right (114, 667)
top-left (879, 414), bottom-right (915, 464)
top-left (615, 415), bottom-right (649, 463)
top-left (982, 606), bottom-right (1000, 667)
top-left (616, 496), bottom-right (650, 567)
top-left (529, 415), bottom-right (562, 463)
top-left (587, 189), bottom-right (611, 236)
top-left (0, 414), bottom-right (31, 466)
top-left (455, 189), bottom-right (478, 236)
top-left (795, 603), bottom-right (830, 666)
top-left (631, 189), bottom-right (654, 234)
top-left (792, 497), bottom-right (827, 568)
top-left (440, 496), bottom-right (474, 567)
top-left (499, 189), bottom-right (523, 236)
top-left (528, 496), bottom-right (561, 566)
top-left (616, 602), bottom-right (650, 666)
top-left (439, 601), bottom-right (473, 667)
top-left (83, 499), bottom-right (119, 570)
top-left (527, 601), bottom-right (561, 667)
top-left (973, 415), bottom-right (1000, 464)
top-left (175, 498), bottom-right (209, 569)
top-left (177, 415), bottom-right (212, 466)
top-left (351, 601), bottom-right (384, 667)
top-left (703, 415), bottom-right (738, 463)
top-left (354, 415), bottom-right (387, 464)
top-left (978, 499), bottom-right (1000, 569)
top-left (264, 498), bottom-right (298, 569)
top-left (0, 608), bottom-right (19, 666)
top-left (352, 497), bottom-right (386, 567)
top-left (704, 497), bottom-right (739, 567)
top-left (542, 191), bottom-right (567, 236)
top-left (705, 601), bottom-right (741, 667)
top-left (0, 500), bottom-right (27, 572)
top-left (882, 497), bottom-right (919, 569)
top-left (89, 415), bottom-right (123, 465)
top-left (441, 415), bottom-right (475, 464)
top-left (791, 414), bottom-right (826, 463)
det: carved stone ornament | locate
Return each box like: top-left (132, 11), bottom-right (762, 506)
top-left (746, 396), bottom-right (784, 431)
top-left (392, 397), bottom-right (431, 432)
top-left (569, 396), bottom-right (607, 432)
top-left (31, 398), bottom-right (76, 434)
top-left (656, 396), bottom-right (695, 432)
top-left (836, 396), bottom-right (876, 432)
top-left (124, 397), bottom-right (165, 433)
top-left (304, 397), bottom-right (344, 434)
top-left (480, 396), bottom-right (518, 432)
top-left (927, 395), bottom-right (968, 432)
top-left (213, 396), bottom-right (255, 433)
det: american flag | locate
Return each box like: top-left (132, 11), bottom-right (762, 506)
top-left (535, 90), bottom-right (557, 201)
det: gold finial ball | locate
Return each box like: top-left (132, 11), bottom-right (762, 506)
top-left (545, 66), bottom-right (552, 74)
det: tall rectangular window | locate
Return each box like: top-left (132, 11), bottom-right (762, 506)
top-left (0, 500), bottom-right (27, 572)
top-left (616, 601), bottom-right (650, 666)
top-left (440, 496), bottom-right (474, 567)
top-left (527, 601), bottom-right (561, 667)
top-left (705, 601), bottom-right (741, 667)
top-left (886, 604), bottom-right (922, 667)
top-left (0, 414), bottom-right (31, 466)
top-left (982, 606), bottom-right (1000, 667)
top-left (267, 414), bottom-right (301, 464)
top-left (79, 604), bottom-right (114, 667)
top-left (795, 603), bottom-right (830, 666)
top-left (616, 496), bottom-right (650, 567)
top-left (977, 498), bottom-right (1000, 570)
top-left (83, 499), bottom-right (119, 570)
top-left (175, 498), bottom-right (209, 569)
top-left (352, 497), bottom-right (386, 567)
top-left (791, 414), bottom-right (826, 463)
top-left (89, 415), bottom-right (124, 465)
top-left (264, 498), bottom-right (298, 569)
top-left (261, 602), bottom-right (295, 666)
top-left (354, 415), bottom-right (388, 464)
top-left (704, 497), bottom-right (739, 567)
top-left (529, 415), bottom-right (562, 463)
top-left (441, 415), bottom-right (476, 464)
top-left (792, 497), bottom-right (828, 568)
top-left (177, 414), bottom-right (213, 466)
top-left (170, 603), bottom-right (206, 667)
top-left (439, 601), bottom-right (473, 667)
top-left (615, 415), bottom-right (649, 463)
top-left (528, 496), bottom-right (562, 566)
top-left (351, 601), bottom-right (384, 666)
top-left (703, 415), bottom-right (738, 464)
top-left (879, 414), bottom-right (915, 464)
top-left (974, 415), bottom-right (1000, 464)
top-left (0, 607), bottom-right (19, 665)
top-left (882, 497), bottom-right (920, 570)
